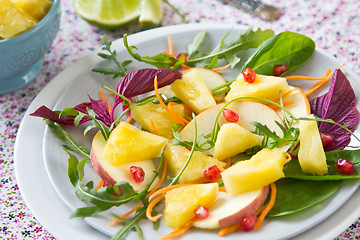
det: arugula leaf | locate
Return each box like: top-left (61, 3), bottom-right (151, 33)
top-left (242, 31), bottom-right (315, 75)
top-left (123, 28), bottom-right (274, 69)
top-left (186, 31), bottom-right (207, 57)
top-left (123, 34), bottom-right (177, 69)
top-left (45, 120), bottom-right (90, 158)
top-left (284, 149), bottom-right (360, 180)
top-left (92, 35), bottom-right (131, 78)
top-left (251, 121), bottom-right (299, 150)
top-left (111, 208), bottom-right (146, 240)
top-left (268, 178), bottom-right (341, 217)
top-left (187, 28), bottom-right (274, 68)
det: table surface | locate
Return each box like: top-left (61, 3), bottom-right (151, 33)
top-left (1, 0), bottom-right (360, 239)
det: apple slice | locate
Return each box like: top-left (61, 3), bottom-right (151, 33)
top-left (90, 131), bottom-right (159, 192)
top-left (180, 103), bottom-right (225, 152)
top-left (276, 86), bottom-right (311, 126)
top-left (183, 67), bottom-right (226, 91)
top-left (218, 101), bottom-right (285, 137)
top-left (180, 101), bottom-right (285, 154)
top-left (193, 186), bottom-right (269, 229)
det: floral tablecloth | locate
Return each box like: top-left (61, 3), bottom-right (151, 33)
top-left (1, 0), bottom-right (360, 239)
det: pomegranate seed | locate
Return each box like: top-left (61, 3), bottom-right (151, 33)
top-left (130, 166), bottom-right (145, 183)
top-left (240, 214), bottom-right (258, 232)
top-left (203, 165), bottom-right (221, 181)
top-left (176, 53), bottom-right (189, 64)
top-left (194, 205), bottom-right (209, 219)
top-left (320, 132), bottom-right (335, 147)
top-left (336, 159), bottom-right (355, 174)
top-left (242, 68), bottom-right (257, 83)
top-left (223, 108), bottom-right (239, 123)
top-left (272, 64), bottom-right (289, 76)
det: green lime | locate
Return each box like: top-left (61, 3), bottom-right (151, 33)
top-left (73, 0), bottom-right (142, 28)
top-left (139, 0), bottom-right (164, 27)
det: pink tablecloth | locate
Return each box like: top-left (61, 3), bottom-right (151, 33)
top-left (1, 0), bottom-right (360, 239)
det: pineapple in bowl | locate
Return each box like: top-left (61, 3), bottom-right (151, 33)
top-left (0, 0), bottom-right (61, 94)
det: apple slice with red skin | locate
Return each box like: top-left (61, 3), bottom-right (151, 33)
top-left (180, 101), bottom-right (285, 155)
top-left (193, 185), bottom-right (269, 229)
top-left (90, 131), bottom-right (159, 192)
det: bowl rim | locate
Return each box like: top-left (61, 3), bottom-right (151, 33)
top-left (0, 0), bottom-right (60, 43)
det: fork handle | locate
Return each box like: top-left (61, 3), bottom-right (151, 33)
top-left (228, 0), bottom-right (263, 11)
top-left (225, 0), bottom-right (280, 21)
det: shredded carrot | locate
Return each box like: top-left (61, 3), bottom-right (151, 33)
top-left (98, 90), bottom-right (112, 114)
top-left (126, 115), bottom-right (133, 123)
top-left (267, 100), bottom-right (294, 111)
top-left (253, 183), bottom-right (277, 231)
top-left (154, 76), bottom-right (170, 113)
top-left (146, 192), bottom-right (166, 222)
top-left (305, 67), bottom-right (332, 96)
top-left (218, 187), bottom-right (227, 192)
top-left (254, 205), bottom-right (266, 216)
top-left (161, 50), bottom-right (191, 69)
top-left (305, 76), bottom-right (331, 96)
top-left (212, 64), bottom-right (231, 72)
top-left (218, 223), bottom-right (240, 237)
top-left (154, 77), bottom-right (188, 126)
top-left (226, 157), bottom-right (232, 168)
top-left (149, 118), bottom-right (159, 135)
top-left (149, 183), bottom-right (192, 202)
top-left (149, 157), bottom-right (168, 196)
top-left (285, 67), bottom-right (331, 81)
top-left (215, 159), bottom-right (225, 172)
top-left (95, 179), bottom-right (104, 190)
top-left (108, 217), bottom-right (122, 226)
top-left (167, 35), bottom-right (174, 56)
top-left (168, 102), bottom-right (189, 125)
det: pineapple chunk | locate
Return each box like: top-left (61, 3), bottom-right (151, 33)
top-left (221, 148), bottom-right (287, 195)
top-left (131, 102), bottom-right (185, 139)
top-left (12, 0), bottom-right (52, 21)
top-left (213, 123), bottom-right (261, 160)
top-left (164, 183), bottom-right (218, 229)
top-left (171, 68), bottom-right (216, 114)
top-left (0, 0), bottom-right (37, 39)
top-left (225, 74), bottom-right (290, 103)
top-left (298, 115), bottom-right (328, 175)
top-left (103, 121), bottom-right (167, 166)
top-left (164, 144), bottom-right (226, 183)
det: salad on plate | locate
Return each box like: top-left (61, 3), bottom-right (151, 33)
top-left (31, 27), bottom-right (360, 240)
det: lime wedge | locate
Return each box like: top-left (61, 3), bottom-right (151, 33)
top-left (139, 0), bottom-right (164, 27)
top-left (73, 0), bottom-right (142, 28)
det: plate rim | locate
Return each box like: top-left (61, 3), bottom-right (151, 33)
top-left (15, 23), bottom-right (360, 240)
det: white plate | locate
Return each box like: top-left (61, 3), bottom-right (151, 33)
top-left (15, 23), bottom-right (360, 240)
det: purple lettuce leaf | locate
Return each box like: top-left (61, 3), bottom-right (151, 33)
top-left (30, 97), bottom-right (112, 127)
top-left (110, 68), bottom-right (182, 120)
top-left (309, 69), bottom-right (359, 151)
top-left (88, 96), bottom-right (112, 126)
top-left (115, 68), bottom-right (182, 102)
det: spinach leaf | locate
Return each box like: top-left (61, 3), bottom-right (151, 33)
top-left (268, 178), bottom-right (341, 217)
top-left (284, 149), bottom-right (360, 180)
top-left (242, 31), bottom-right (315, 75)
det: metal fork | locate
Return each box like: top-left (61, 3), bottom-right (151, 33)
top-left (224, 0), bottom-right (282, 21)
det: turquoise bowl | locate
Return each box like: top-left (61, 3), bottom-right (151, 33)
top-left (0, 0), bottom-right (61, 94)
